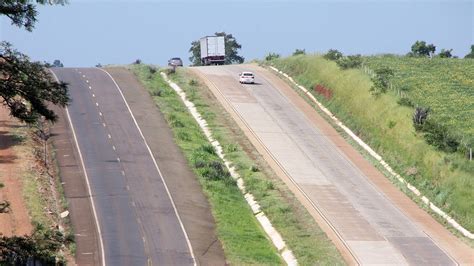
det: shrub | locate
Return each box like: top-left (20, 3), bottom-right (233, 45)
top-left (133, 59), bottom-right (142, 65)
top-left (292, 49), bottom-right (306, 56)
top-left (336, 54), bottom-right (362, 69)
top-left (202, 161), bottom-right (231, 181)
top-left (412, 107), bottom-right (430, 130)
top-left (148, 66), bottom-right (157, 74)
top-left (265, 52), bottom-right (280, 61)
top-left (370, 67), bottom-right (394, 95)
top-left (397, 97), bottom-right (414, 107)
top-left (323, 49), bottom-right (343, 61)
top-left (422, 120), bottom-right (460, 153)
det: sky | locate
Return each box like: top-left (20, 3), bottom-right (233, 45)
top-left (1, 0), bottom-right (473, 67)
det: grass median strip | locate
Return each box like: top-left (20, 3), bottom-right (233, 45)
top-left (131, 64), bottom-right (344, 265)
top-left (131, 65), bottom-right (282, 265)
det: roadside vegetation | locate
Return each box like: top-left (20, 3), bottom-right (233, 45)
top-left (264, 54), bottom-right (474, 236)
top-left (0, 121), bottom-right (73, 264)
top-left (131, 64), bottom-right (344, 265)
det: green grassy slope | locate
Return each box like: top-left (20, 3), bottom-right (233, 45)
top-left (267, 55), bottom-right (474, 234)
top-left (364, 56), bottom-right (474, 147)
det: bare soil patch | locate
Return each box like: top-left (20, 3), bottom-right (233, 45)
top-left (0, 106), bottom-right (33, 237)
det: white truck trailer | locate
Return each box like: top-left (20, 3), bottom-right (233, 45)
top-left (200, 36), bottom-right (225, 65)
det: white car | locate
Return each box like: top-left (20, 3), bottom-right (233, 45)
top-left (239, 72), bottom-right (255, 84)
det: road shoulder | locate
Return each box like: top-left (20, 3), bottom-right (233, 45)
top-left (49, 104), bottom-right (101, 265)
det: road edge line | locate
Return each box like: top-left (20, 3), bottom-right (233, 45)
top-left (98, 68), bottom-right (197, 266)
top-left (49, 69), bottom-right (106, 266)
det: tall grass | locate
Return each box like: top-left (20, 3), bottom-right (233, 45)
top-left (269, 55), bottom-right (474, 234)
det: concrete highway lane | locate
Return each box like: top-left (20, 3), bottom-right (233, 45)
top-left (194, 65), bottom-right (473, 265)
top-left (51, 68), bottom-right (195, 265)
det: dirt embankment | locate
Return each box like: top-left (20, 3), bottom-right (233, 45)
top-left (0, 106), bottom-right (33, 237)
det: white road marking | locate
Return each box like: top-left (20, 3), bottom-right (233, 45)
top-left (99, 112), bottom-right (102, 116)
top-left (49, 70), bottom-right (106, 266)
top-left (96, 102), bottom-right (99, 106)
top-left (102, 123), bottom-right (106, 127)
top-left (89, 86), bottom-right (92, 90)
top-left (98, 68), bottom-right (197, 265)
top-left (112, 145), bottom-right (116, 150)
top-left (108, 134), bottom-right (111, 139)
top-left (86, 80), bottom-right (89, 83)
top-left (82, 75), bottom-right (86, 78)
top-left (117, 157), bottom-right (120, 162)
top-left (126, 185), bottom-right (130, 191)
top-left (92, 94), bottom-right (95, 97)
top-left (121, 170), bottom-right (125, 176)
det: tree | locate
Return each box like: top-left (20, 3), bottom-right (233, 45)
top-left (370, 67), bottom-right (394, 95)
top-left (52, 59), bottom-right (63, 67)
top-left (1, 0), bottom-right (69, 124)
top-left (336, 54), bottom-right (362, 69)
top-left (292, 49), bottom-right (305, 56)
top-left (323, 49), bottom-right (343, 61)
top-left (410, 40), bottom-right (436, 57)
top-left (464, 45), bottom-right (474, 59)
top-left (438, 49), bottom-right (453, 58)
top-left (188, 40), bottom-right (201, 66)
top-left (1, 42), bottom-right (69, 123)
top-left (0, 224), bottom-right (71, 265)
top-left (1, 0), bottom-right (67, 31)
top-left (189, 32), bottom-right (244, 66)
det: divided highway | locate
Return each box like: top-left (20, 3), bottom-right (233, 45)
top-left (51, 68), bottom-right (195, 265)
top-left (194, 65), bottom-right (474, 265)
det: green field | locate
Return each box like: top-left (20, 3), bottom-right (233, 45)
top-left (267, 55), bottom-right (474, 235)
top-left (364, 56), bottom-right (474, 147)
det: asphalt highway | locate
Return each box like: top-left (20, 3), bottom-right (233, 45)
top-left (51, 68), bottom-right (195, 265)
top-left (194, 65), bottom-right (473, 265)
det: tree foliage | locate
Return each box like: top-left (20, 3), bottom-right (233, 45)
top-left (0, 224), bottom-right (71, 265)
top-left (336, 54), bottom-right (362, 69)
top-left (409, 40), bottom-right (436, 57)
top-left (188, 32), bottom-right (244, 66)
top-left (323, 49), bottom-right (343, 61)
top-left (438, 49), bottom-right (453, 58)
top-left (292, 48), bottom-right (305, 56)
top-left (53, 59), bottom-right (63, 67)
top-left (1, 42), bottom-right (69, 123)
top-left (188, 40), bottom-right (201, 66)
top-left (0, 0), bottom-right (67, 31)
top-left (370, 67), bottom-right (394, 95)
top-left (1, 1), bottom-right (69, 124)
top-left (464, 45), bottom-right (474, 59)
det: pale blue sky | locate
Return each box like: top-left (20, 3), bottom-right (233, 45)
top-left (1, 0), bottom-right (473, 66)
